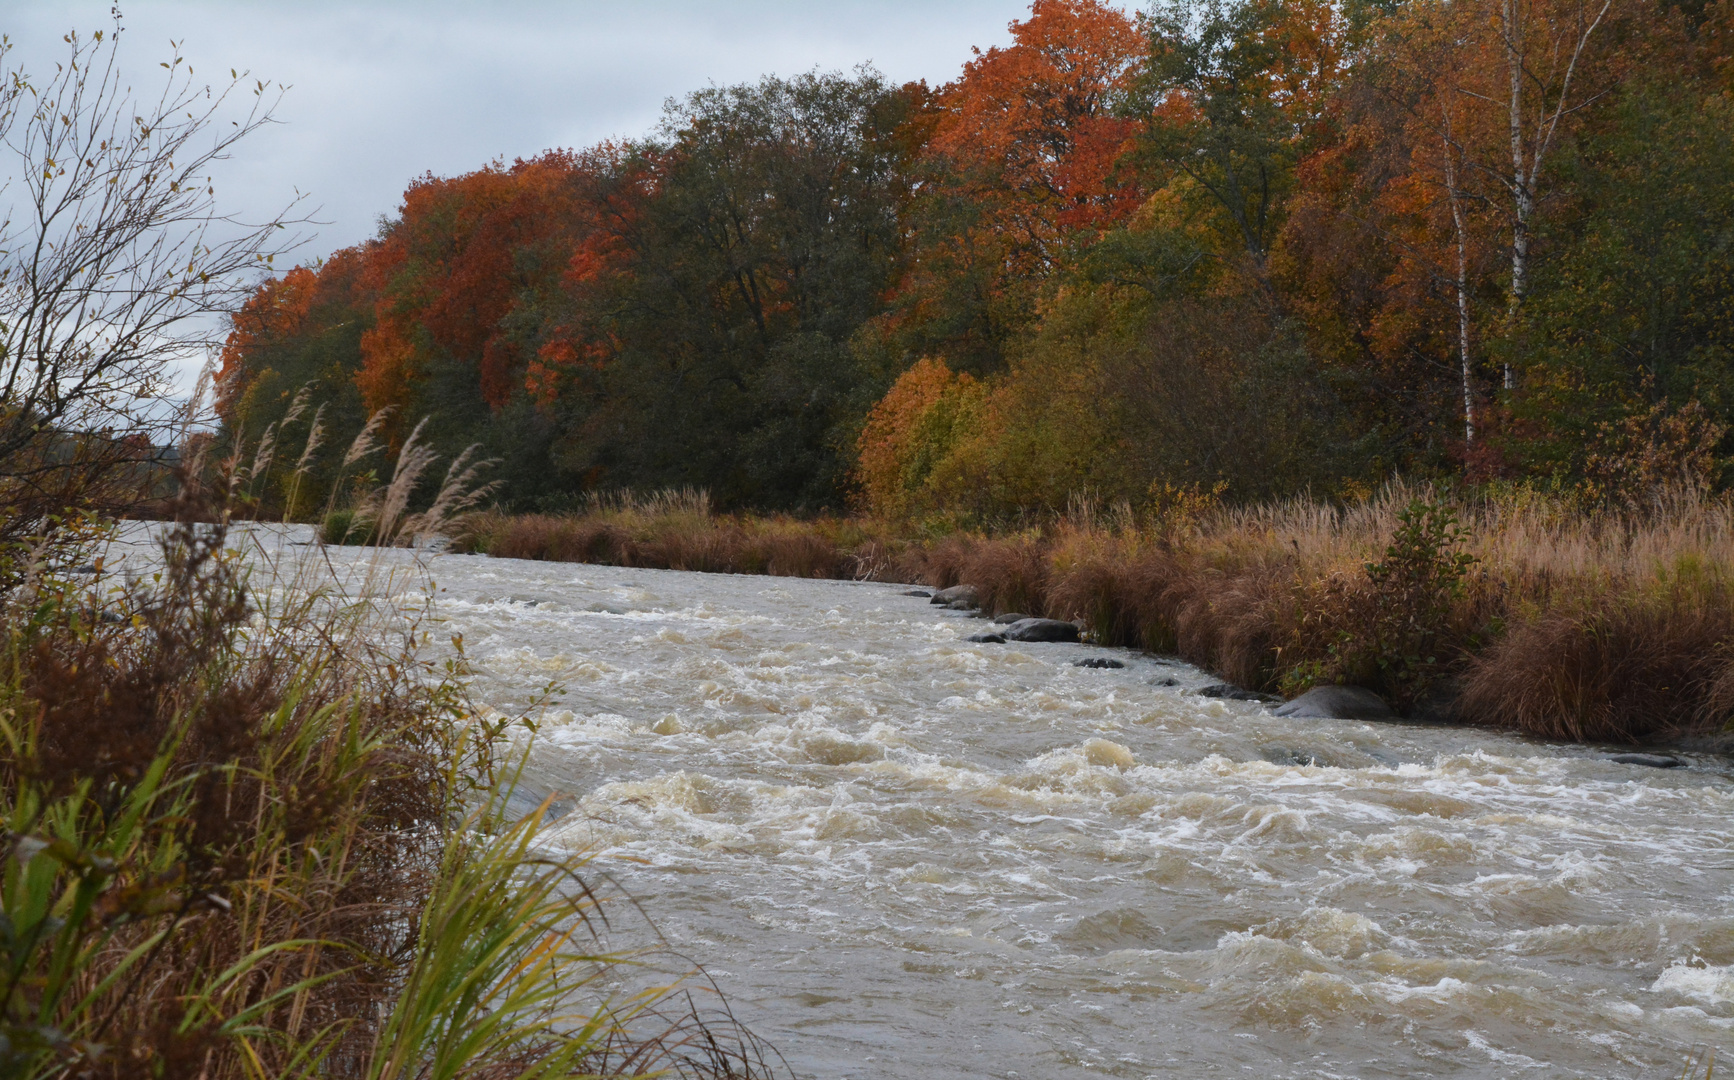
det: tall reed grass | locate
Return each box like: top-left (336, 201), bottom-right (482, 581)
top-left (0, 428), bottom-right (781, 1074)
top-left (460, 490), bottom-right (896, 579)
top-left (461, 483), bottom-right (1734, 745)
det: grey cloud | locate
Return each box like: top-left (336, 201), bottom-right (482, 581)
top-left (11, 1), bottom-right (1118, 253)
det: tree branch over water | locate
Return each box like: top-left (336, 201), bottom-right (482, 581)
top-left (0, 16), bottom-right (310, 479)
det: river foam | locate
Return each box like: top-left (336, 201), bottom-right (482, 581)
top-left (111, 525), bottom-right (1734, 1077)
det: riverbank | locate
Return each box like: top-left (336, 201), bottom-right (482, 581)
top-left (457, 484), bottom-right (1734, 747)
top-left (429, 515), bottom-right (1734, 1077)
top-left (0, 510), bottom-right (778, 1078)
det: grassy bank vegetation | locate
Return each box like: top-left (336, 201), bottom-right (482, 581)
top-left (0, 480), bottom-right (780, 1077)
top-left (460, 489), bottom-right (897, 579)
top-left (460, 484), bottom-right (1734, 747)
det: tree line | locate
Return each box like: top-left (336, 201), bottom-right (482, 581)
top-left (217, 0), bottom-right (1734, 521)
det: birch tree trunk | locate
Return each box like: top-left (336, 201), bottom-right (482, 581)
top-left (1441, 110), bottom-right (1476, 444)
top-left (1491, 0), bottom-right (1612, 391)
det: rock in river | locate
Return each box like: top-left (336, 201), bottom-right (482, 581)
top-left (1196, 683), bottom-right (1281, 703)
top-left (1272, 684), bottom-right (1394, 721)
top-left (965, 631), bottom-right (1007, 644)
top-left (1002, 618), bottom-right (1081, 643)
top-left (903, 588), bottom-right (933, 598)
top-left (993, 612), bottom-right (1030, 624)
top-left (931, 584), bottom-right (979, 608)
top-left (1073, 657), bottom-right (1125, 669)
top-left (1608, 752), bottom-right (1685, 769)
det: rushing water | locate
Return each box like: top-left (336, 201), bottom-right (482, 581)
top-left (121, 526), bottom-right (1734, 1077)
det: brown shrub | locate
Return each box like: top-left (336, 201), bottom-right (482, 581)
top-left (3, 481), bottom-right (792, 1077)
top-left (1459, 575), bottom-right (1734, 742)
top-left (488, 515), bottom-right (633, 564)
top-left (2, 507), bottom-right (451, 1075)
top-left (462, 508), bottom-right (853, 579)
top-left (958, 536), bottom-right (1051, 616)
top-left (763, 532), bottom-right (849, 578)
top-left (893, 534), bottom-right (976, 589)
top-left (1163, 554), bottom-right (1293, 689)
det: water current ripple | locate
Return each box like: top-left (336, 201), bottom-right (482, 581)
top-left (123, 526), bottom-right (1734, 1078)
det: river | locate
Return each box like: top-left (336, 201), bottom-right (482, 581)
top-left (129, 527), bottom-right (1734, 1077)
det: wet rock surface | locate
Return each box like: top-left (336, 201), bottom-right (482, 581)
top-left (1273, 684), bottom-right (1395, 720)
top-left (1608, 752), bottom-right (1686, 768)
top-left (1196, 683), bottom-right (1282, 703)
top-left (1000, 617), bottom-right (1082, 643)
top-left (930, 584), bottom-right (979, 608)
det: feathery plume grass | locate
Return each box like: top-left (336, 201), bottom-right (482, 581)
top-left (0, 439), bottom-right (786, 1078)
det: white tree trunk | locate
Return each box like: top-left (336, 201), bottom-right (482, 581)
top-left (1494, 0), bottom-right (1611, 392)
top-left (1503, 0), bottom-right (1527, 391)
top-left (1442, 118), bottom-right (1476, 444)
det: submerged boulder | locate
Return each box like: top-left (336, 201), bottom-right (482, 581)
top-left (1259, 744), bottom-right (1381, 770)
top-left (965, 631), bottom-right (1007, 644)
top-left (1273, 685), bottom-right (1394, 721)
top-left (1196, 683), bottom-right (1282, 703)
top-left (1002, 618), bottom-right (1081, 643)
top-left (1406, 679), bottom-right (1462, 725)
top-left (931, 584), bottom-right (979, 608)
top-left (903, 588), bottom-right (933, 598)
top-left (1261, 746), bottom-right (1326, 768)
top-left (992, 612), bottom-right (1031, 624)
top-left (1608, 752), bottom-right (1685, 769)
top-left (1073, 657), bottom-right (1126, 669)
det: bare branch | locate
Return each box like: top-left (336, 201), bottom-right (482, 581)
top-left (0, 15), bottom-right (312, 489)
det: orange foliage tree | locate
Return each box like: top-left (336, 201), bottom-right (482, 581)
top-left (885, 0), bottom-right (1147, 372)
top-left (355, 152), bottom-right (608, 427)
top-left (854, 358), bottom-right (982, 520)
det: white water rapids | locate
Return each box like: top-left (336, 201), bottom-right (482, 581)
top-left (124, 527), bottom-right (1734, 1077)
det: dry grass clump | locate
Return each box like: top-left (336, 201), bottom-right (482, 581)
top-left (1453, 491), bottom-right (1734, 741)
top-left (884, 533), bottom-right (972, 589)
top-left (1037, 487), bottom-right (1734, 735)
top-left (459, 492), bottom-right (894, 580)
top-left (883, 532), bottom-right (1054, 615)
top-left (1459, 575), bottom-right (1734, 742)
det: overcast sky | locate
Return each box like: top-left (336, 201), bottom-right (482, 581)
top-left (9, 1), bottom-right (1139, 260)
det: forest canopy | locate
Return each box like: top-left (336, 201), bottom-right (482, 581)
top-left (217, 0), bottom-right (1734, 522)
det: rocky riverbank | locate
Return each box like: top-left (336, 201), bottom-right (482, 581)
top-left (459, 483), bottom-right (1734, 748)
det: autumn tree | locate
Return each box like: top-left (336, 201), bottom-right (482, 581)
top-left (549, 70), bottom-right (914, 509)
top-left (217, 0), bottom-right (1734, 515)
top-left (1129, 0), bottom-right (1350, 305)
top-left (215, 250), bottom-right (375, 513)
top-left (885, 0), bottom-right (1146, 373)
top-left (353, 152), bottom-right (599, 491)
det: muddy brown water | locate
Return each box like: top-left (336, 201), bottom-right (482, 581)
top-left (119, 526), bottom-right (1734, 1078)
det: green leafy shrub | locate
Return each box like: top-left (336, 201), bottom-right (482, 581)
top-left (320, 507), bottom-right (372, 545)
top-left (1357, 500), bottom-right (1479, 700)
top-left (1280, 500), bottom-right (1478, 705)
